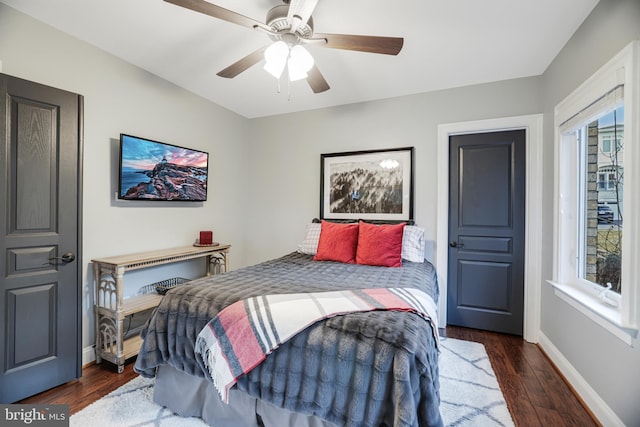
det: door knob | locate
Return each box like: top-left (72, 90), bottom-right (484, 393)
top-left (449, 241), bottom-right (457, 248)
top-left (49, 252), bottom-right (76, 264)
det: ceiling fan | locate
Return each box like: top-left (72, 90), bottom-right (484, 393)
top-left (164, 0), bottom-right (404, 93)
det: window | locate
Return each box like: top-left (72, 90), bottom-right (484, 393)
top-left (551, 41), bottom-right (639, 346)
top-left (597, 168), bottom-right (620, 190)
top-left (576, 107), bottom-right (623, 293)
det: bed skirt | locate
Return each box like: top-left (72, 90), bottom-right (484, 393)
top-left (154, 364), bottom-right (338, 427)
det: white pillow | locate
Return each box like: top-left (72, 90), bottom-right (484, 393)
top-left (401, 225), bottom-right (426, 263)
top-left (297, 223), bottom-right (322, 255)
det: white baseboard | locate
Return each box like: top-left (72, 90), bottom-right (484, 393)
top-left (82, 345), bottom-right (96, 367)
top-left (538, 332), bottom-right (624, 427)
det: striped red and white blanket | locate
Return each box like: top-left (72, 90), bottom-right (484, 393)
top-left (195, 287), bottom-right (439, 403)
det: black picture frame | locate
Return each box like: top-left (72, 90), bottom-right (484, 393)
top-left (320, 147), bottom-right (414, 222)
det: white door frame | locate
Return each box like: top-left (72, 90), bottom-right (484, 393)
top-left (436, 114), bottom-right (543, 343)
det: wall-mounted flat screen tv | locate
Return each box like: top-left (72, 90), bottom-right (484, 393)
top-left (118, 133), bottom-right (209, 201)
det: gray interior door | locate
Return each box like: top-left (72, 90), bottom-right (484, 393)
top-left (0, 74), bottom-right (83, 402)
top-left (447, 130), bottom-right (525, 335)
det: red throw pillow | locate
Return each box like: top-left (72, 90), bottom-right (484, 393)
top-left (356, 221), bottom-right (406, 267)
top-left (313, 221), bottom-right (359, 264)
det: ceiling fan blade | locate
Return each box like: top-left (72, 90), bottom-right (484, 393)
top-left (313, 33), bottom-right (404, 55)
top-left (217, 46), bottom-right (268, 78)
top-left (306, 64), bottom-right (330, 93)
top-left (164, 0), bottom-right (263, 30)
top-left (287, 0), bottom-right (318, 33)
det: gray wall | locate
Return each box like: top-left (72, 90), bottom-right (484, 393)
top-left (246, 77), bottom-right (542, 264)
top-left (0, 3), bottom-right (252, 363)
top-left (539, 1), bottom-right (640, 425)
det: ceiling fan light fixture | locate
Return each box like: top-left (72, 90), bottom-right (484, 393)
top-left (263, 40), bottom-right (289, 78)
top-left (287, 45), bottom-right (314, 81)
top-left (167, 0), bottom-right (404, 95)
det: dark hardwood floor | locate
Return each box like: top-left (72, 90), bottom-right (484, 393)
top-left (18, 326), bottom-right (599, 426)
top-left (444, 326), bottom-right (599, 427)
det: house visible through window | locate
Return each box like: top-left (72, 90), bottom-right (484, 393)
top-left (579, 106), bottom-right (624, 293)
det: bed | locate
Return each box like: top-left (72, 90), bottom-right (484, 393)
top-left (134, 222), bottom-right (443, 427)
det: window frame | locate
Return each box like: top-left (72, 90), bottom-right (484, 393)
top-left (550, 40), bottom-right (640, 346)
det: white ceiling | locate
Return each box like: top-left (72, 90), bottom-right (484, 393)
top-left (1, 0), bottom-right (599, 118)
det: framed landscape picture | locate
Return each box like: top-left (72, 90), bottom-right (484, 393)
top-left (320, 147), bottom-right (414, 221)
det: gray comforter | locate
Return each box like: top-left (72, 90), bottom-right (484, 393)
top-left (134, 252), bottom-right (443, 427)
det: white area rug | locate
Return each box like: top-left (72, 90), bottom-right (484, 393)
top-left (438, 337), bottom-right (514, 426)
top-left (71, 337), bottom-right (513, 427)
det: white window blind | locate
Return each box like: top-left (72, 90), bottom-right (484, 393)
top-left (559, 84), bottom-right (624, 133)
